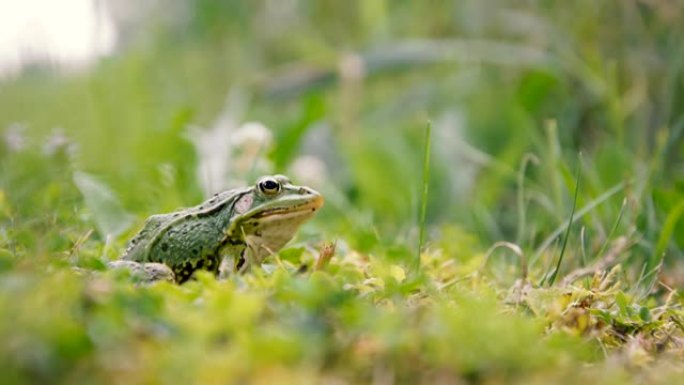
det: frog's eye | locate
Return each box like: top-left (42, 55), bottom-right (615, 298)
top-left (258, 178), bottom-right (281, 196)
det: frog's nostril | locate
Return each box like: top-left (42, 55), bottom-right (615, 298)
top-left (298, 187), bottom-right (309, 194)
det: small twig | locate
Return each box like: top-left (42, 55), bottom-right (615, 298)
top-left (315, 241), bottom-right (337, 271)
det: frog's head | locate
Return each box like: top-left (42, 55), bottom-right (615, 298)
top-left (226, 174), bottom-right (324, 259)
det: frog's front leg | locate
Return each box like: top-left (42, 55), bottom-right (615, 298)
top-left (220, 243), bottom-right (276, 278)
top-left (237, 239), bottom-right (273, 274)
top-left (217, 236), bottom-right (251, 278)
top-left (217, 251), bottom-right (249, 279)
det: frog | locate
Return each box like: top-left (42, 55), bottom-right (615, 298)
top-left (108, 175), bottom-right (324, 283)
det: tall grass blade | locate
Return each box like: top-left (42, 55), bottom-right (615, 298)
top-left (546, 156), bottom-right (582, 286)
top-left (593, 198), bottom-right (627, 260)
top-left (416, 120), bottom-right (432, 272)
top-left (516, 153), bottom-right (539, 246)
top-left (639, 198), bottom-right (684, 290)
top-left (530, 181), bottom-right (626, 267)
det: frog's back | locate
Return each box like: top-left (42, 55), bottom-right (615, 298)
top-left (121, 188), bottom-right (246, 282)
top-left (121, 213), bottom-right (175, 262)
top-left (145, 215), bottom-right (226, 281)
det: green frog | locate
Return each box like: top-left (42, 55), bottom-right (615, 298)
top-left (109, 175), bottom-right (324, 283)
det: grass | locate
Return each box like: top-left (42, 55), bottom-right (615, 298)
top-left (1, 1), bottom-right (684, 384)
top-left (545, 153), bottom-right (581, 286)
top-left (416, 120), bottom-right (432, 273)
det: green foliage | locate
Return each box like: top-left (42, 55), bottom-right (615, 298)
top-left (0, 240), bottom-right (682, 384)
top-left (1, 0), bottom-right (684, 383)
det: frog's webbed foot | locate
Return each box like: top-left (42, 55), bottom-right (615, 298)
top-left (107, 260), bottom-right (176, 283)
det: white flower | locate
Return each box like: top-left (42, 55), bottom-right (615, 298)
top-left (289, 155), bottom-right (327, 188)
top-left (43, 127), bottom-right (77, 157)
top-left (4, 123), bottom-right (26, 151)
top-left (187, 91), bottom-right (274, 194)
top-left (230, 121), bottom-right (273, 152)
top-left (228, 121), bottom-right (273, 179)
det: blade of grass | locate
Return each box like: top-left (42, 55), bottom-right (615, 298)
top-left (545, 120), bottom-right (563, 215)
top-left (416, 120), bottom-right (432, 272)
top-left (634, 260), bottom-right (664, 301)
top-left (530, 180), bottom-right (626, 267)
top-left (579, 226), bottom-right (588, 267)
top-left (516, 153), bottom-right (540, 246)
top-left (546, 155), bottom-right (582, 286)
top-left (639, 197), bottom-right (684, 291)
top-left (653, 197), bottom-right (684, 262)
top-left (593, 198), bottom-right (627, 260)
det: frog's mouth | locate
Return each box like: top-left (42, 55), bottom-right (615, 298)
top-left (231, 194), bottom-right (323, 261)
top-left (251, 194), bottom-right (324, 220)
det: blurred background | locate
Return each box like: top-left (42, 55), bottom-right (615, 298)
top-left (1, 0), bottom-right (683, 274)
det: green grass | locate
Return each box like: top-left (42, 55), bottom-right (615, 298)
top-left (1, 1), bottom-right (684, 384)
top-left (416, 120), bottom-right (432, 273)
top-left (545, 154), bottom-right (581, 286)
